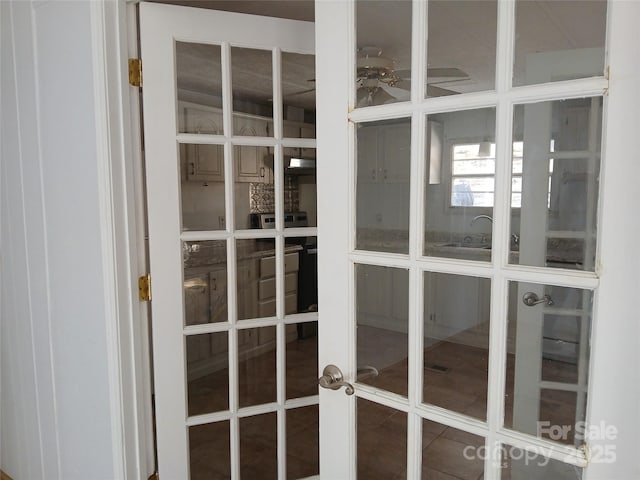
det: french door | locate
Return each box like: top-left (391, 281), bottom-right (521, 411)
top-left (316, 1), bottom-right (635, 480)
top-left (140, 4), bottom-right (318, 478)
top-left (139, 0), bottom-right (639, 478)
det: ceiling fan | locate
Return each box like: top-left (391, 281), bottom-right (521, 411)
top-left (356, 46), bottom-right (469, 106)
top-left (283, 47), bottom-right (470, 106)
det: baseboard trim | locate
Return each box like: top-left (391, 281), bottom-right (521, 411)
top-left (1, 470), bottom-right (14, 480)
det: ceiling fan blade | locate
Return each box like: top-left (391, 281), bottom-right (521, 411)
top-left (427, 67), bottom-right (469, 78)
top-left (380, 85), bottom-right (411, 101)
top-left (426, 84), bottom-right (458, 97)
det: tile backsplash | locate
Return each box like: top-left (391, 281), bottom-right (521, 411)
top-left (250, 176), bottom-right (299, 213)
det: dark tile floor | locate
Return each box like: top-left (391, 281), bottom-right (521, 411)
top-left (188, 332), bottom-right (577, 479)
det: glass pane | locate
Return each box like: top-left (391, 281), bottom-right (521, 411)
top-left (282, 150), bottom-right (317, 228)
top-left (514, 0), bottom-right (607, 87)
top-left (286, 405), bottom-right (319, 479)
top-left (180, 145), bottom-right (226, 231)
top-left (286, 321), bottom-right (318, 400)
top-left (356, 265), bottom-right (408, 397)
top-left (356, 118), bottom-right (411, 254)
top-left (187, 332), bottom-right (229, 416)
top-left (501, 444), bottom-right (584, 479)
top-left (422, 420), bottom-right (485, 478)
top-left (238, 327), bottom-right (277, 408)
top-left (511, 98), bottom-right (602, 271)
top-left (240, 413), bottom-right (277, 478)
top-left (236, 239), bottom-right (274, 321)
top-left (189, 421), bottom-right (230, 480)
top-left (506, 282), bottom-right (592, 446)
top-left (356, 0), bottom-right (412, 107)
top-left (289, 236), bottom-right (317, 316)
top-left (426, 0), bottom-right (497, 97)
top-left (176, 42), bottom-right (223, 133)
top-left (423, 272), bottom-right (491, 419)
top-left (231, 47), bottom-right (273, 135)
top-left (282, 51), bottom-right (316, 139)
top-left (183, 240), bottom-right (227, 325)
top-left (424, 108), bottom-right (496, 260)
top-left (235, 140), bottom-right (273, 225)
top-left (357, 398), bottom-right (407, 479)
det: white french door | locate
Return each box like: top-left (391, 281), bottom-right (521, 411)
top-left (316, 1), bottom-right (638, 480)
top-left (140, 4), bottom-right (318, 479)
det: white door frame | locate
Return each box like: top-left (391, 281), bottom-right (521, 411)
top-left (315, 1), bottom-right (640, 479)
top-left (86, 0), bottom-right (639, 478)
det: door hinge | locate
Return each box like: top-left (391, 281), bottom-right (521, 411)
top-left (138, 274), bottom-right (151, 301)
top-left (129, 58), bottom-right (142, 87)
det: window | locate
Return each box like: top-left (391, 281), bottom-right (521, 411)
top-left (450, 141), bottom-right (552, 208)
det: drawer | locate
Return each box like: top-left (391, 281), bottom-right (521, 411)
top-left (258, 293), bottom-right (297, 317)
top-left (258, 298), bottom-right (276, 318)
top-left (258, 273), bottom-right (298, 300)
top-left (260, 252), bottom-right (300, 278)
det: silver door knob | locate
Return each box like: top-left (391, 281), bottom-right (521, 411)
top-left (318, 364), bottom-right (354, 395)
top-left (522, 292), bottom-right (554, 307)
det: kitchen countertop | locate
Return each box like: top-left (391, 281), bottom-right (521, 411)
top-left (356, 228), bottom-right (586, 268)
top-left (184, 240), bottom-right (302, 269)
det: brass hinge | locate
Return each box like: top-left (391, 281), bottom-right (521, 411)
top-left (129, 58), bottom-right (142, 87)
top-left (138, 274), bottom-right (151, 301)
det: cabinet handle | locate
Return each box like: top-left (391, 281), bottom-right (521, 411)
top-left (371, 168), bottom-right (376, 180)
top-left (189, 162), bottom-right (195, 175)
top-left (260, 166), bottom-right (265, 178)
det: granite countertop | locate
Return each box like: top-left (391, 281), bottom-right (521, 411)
top-left (356, 228), bottom-right (585, 267)
top-left (184, 240), bottom-right (302, 269)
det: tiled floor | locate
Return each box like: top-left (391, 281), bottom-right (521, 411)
top-left (187, 329), bottom-right (577, 479)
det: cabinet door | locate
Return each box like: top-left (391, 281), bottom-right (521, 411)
top-left (356, 125), bottom-right (379, 183)
top-left (234, 116), bottom-right (271, 183)
top-left (300, 124), bottom-right (316, 158)
top-left (184, 272), bottom-right (211, 326)
top-left (380, 122), bottom-right (411, 182)
top-left (183, 106), bottom-right (225, 182)
top-left (283, 122), bottom-right (301, 158)
top-left (209, 269), bottom-right (227, 323)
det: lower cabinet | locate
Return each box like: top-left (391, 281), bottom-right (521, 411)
top-left (184, 251), bottom-right (301, 380)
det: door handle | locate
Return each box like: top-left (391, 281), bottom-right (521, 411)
top-left (356, 365), bottom-right (379, 382)
top-left (318, 364), bottom-right (354, 395)
top-left (522, 292), bottom-right (554, 307)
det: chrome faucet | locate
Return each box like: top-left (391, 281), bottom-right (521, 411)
top-left (470, 214), bottom-right (493, 226)
top-left (470, 214), bottom-right (519, 249)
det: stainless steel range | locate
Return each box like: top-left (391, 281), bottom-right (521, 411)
top-left (250, 212), bottom-right (309, 229)
top-left (250, 212), bottom-right (318, 337)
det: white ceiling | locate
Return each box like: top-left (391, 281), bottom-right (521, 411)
top-left (160, 0), bottom-right (607, 110)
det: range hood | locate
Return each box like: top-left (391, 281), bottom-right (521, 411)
top-left (286, 156), bottom-right (316, 174)
top-left (265, 154), bottom-right (316, 175)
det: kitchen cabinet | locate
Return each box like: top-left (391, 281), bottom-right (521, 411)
top-left (356, 266), bottom-right (409, 334)
top-left (234, 115), bottom-right (272, 183)
top-left (356, 121), bottom-right (411, 184)
top-left (180, 105), bottom-right (225, 182)
top-left (184, 250), bottom-right (301, 380)
top-left (423, 274), bottom-right (491, 345)
top-left (257, 251), bottom-right (300, 344)
top-left (283, 121), bottom-right (317, 159)
top-left (184, 267), bottom-right (228, 378)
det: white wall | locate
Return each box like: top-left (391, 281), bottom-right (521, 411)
top-left (1, 1), bottom-right (136, 478)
